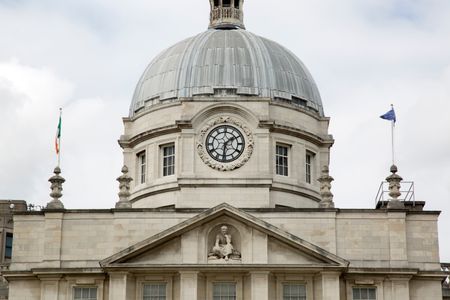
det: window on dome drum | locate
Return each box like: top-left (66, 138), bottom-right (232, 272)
top-left (162, 144), bottom-right (175, 177)
top-left (305, 151), bottom-right (315, 184)
top-left (143, 283), bottom-right (166, 300)
top-left (234, 0), bottom-right (240, 8)
top-left (73, 287), bottom-right (97, 300)
top-left (353, 287), bottom-right (377, 300)
top-left (276, 145), bottom-right (289, 176)
top-left (214, 0), bottom-right (219, 7)
top-left (222, 0), bottom-right (231, 7)
top-left (213, 282), bottom-right (236, 300)
top-left (292, 97), bottom-right (307, 108)
top-left (283, 284), bottom-right (306, 300)
top-left (137, 151), bottom-right (146, 184)
top-left (4, 232), bottom-right (13, 259)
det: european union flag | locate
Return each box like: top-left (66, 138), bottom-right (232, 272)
top-left (380, 108), bottom-right (396, 123)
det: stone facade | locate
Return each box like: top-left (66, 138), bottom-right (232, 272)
top-left (121, 101), bottom-right (331, 209)
top-left (4, 204), bottom-right (445, 299)
top-left (0, 200), bottom-right (27, 299)
top-left (3, 1), bottom-right (447, 299)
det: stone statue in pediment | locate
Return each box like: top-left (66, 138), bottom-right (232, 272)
top-left (208, 225), bottom-right (241, 261)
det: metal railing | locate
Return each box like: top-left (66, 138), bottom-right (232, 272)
top-left (27, 204), bottom-right (45, 211)
top-left (375, 181), bottom-right (415, 207)
top-left (211, 7), bottom-right (241, 21)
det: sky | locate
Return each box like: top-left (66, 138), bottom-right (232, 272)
top-left (0, 0), bottom-right (449, 261)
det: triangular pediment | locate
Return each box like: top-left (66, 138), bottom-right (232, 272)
top-left (100, 203), bottom-right (349, 268)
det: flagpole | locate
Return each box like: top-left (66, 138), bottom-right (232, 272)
top-left (58, 108), bottom-right (62, 168)
top-left (380, 105), bottom-right (397, 166)
top-left (391, 104), bottom-right (395, 166)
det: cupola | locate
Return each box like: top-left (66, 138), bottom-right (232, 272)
top-left (209, 0), bottom-right (245, 29)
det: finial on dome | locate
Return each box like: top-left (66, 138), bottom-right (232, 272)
top-left (386, 165), bottom-right (405, 209)
top-left (46, 166), bottom-right (65, 209)
top-left (115, 165), bottom-right (133, 209)
top-left (209, 0), bottom-right (245, 30)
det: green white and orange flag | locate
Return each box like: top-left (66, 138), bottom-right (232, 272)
top-left (55, 109), bottom-right (62, 156)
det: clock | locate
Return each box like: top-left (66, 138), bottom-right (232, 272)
top-left (197, 116), bottom-right (254, 171)
top-left (206, 125), bottom-right (245, 163)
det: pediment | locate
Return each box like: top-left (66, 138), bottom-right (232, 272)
top-left (100, 204), bottom-right (348, 268)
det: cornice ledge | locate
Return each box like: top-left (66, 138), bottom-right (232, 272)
top-left (258, 121), bottom-right (334, 147)
top-left (346, 267), bottom-right (419, 275)
top-left (119, 122), bottom-right (191, 149)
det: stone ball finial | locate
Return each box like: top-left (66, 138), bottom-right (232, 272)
top-left (115, 165), bottom-right (133, 209)
top-left (318, 165), bottom-right (335, 209)
top-left (46, 166), bottom-right (65, 209)
top-left (386, 165), bottom-right (405, 209)
top-left (390, 164), bottom-right (398, 174)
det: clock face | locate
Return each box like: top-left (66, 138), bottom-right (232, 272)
top-left (206, 125), bottom-right (245, 163)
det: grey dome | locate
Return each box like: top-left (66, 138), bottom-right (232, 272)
top-left (130, 29), bottom-right (323, 116)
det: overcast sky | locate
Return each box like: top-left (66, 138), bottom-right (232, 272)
top-left (0, 0), bottom-right (449, 262)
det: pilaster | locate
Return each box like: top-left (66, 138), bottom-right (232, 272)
top-left (43, 212), bottom-right (64, 267)
top-left (250, 271), bottom-right (270, 300)
top-left (388, 277), bottom-right (410, 300)
top-left (39, 275), bottom-right (62, 300)
top-left (388, 212), bottom-right (408, 268)
top-left (315, 271), bottom-right (341, 300)
top-left (109, 272), bottom-right (134, 300)
top-left (180, 271), bottom-right (202, 300)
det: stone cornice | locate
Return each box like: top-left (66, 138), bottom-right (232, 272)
top-left (346, 267), bottom-right (419, 275)
top-left (120, 119), bottom-right (333, 150)
top-left (269, 101), bottom-right (329, 121)
top-left (345, 268), bottom-right (446, 280)
top-left (259, 121), bottom-right (334, 147)
top-left (119, 124), bottom-right (187, 149)
top-left (2, 268), bottom-right (106, 281)
top-left (103, 264), bottom-right (347, 273)
top-left (12, 208), bottom-right (442, 215)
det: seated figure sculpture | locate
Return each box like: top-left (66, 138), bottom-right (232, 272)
top-left (208, 225), bottom-right (241, 261)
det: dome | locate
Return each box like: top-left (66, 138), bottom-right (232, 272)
top-left (130, 29), bottom-right (324, 117)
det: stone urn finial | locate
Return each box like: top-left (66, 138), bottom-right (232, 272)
top-left (318, 165), bottom-right (335, 208)
top-left (115, 165), bottom-right (133, 209)
top-left (386, 165), bottom-right (405, 209)
top-left (46, 166), bottom-right (65, 209)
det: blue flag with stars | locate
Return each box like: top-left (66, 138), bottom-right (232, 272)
top-left (380, 108), bottom-right (396, 123)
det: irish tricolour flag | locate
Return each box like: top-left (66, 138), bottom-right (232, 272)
top-left (55, 110), bottom-right (62, 155)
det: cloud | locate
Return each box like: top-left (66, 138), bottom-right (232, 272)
top-left (0, 60), bottom-right (72, 201)
top-left (0, 0), bottom-right (449, 260)
top-left (0, 60), bottom-right (122, 208)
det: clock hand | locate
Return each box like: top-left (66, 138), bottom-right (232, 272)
top-left (220, 137), bottom-right (233, 161)
top-left (220, 141), bottom-right (227, 161)
top-left (224, 136), bottom-right (236, 148)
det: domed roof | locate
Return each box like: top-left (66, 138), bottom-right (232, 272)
top-left (130, 29), bottom-right (324, 116)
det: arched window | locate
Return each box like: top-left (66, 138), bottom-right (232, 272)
top-left (234, 0), bottom-right (240, 8)
top-left (223, 0), bottom-right (231, 7)
top-left (214, 0), bottom-right (219, 7)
